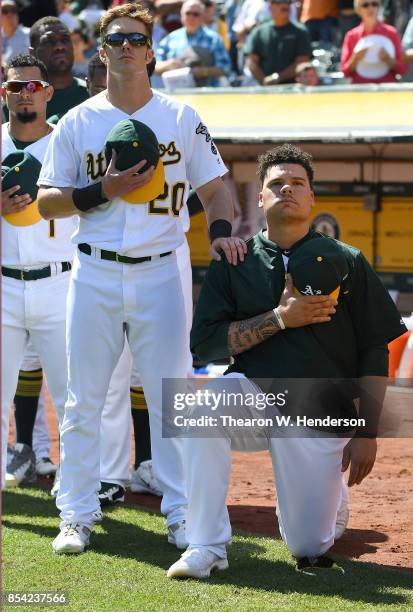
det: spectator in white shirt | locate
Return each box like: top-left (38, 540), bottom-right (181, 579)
top-left (2, 0), bottom-right (30, 66)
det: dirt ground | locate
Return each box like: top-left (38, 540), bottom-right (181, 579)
top-left (10, 395), bottom-right (413, 573)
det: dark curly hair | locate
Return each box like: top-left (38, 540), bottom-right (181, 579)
top-left (257, 144), bottom-right (314, 189)
top-left (5, 54), bottom-right (48, 82)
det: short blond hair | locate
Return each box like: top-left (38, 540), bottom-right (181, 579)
top-left (99, 3), bottom-right (153, 41)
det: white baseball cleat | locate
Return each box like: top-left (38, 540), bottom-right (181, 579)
top-left (167, 547), bottom-right (229, 579)
top-left (52, 523), bottom-right (91, 554)
top-left (167, 520), bottom-right (188, 549)
top-left (36, 457), bottom-right (58, 477)
top-left (5, 443), bottom-right (36, 488)
top-left (92, 508), bottom-right (103, 523)
top-left (130, 460), bottom-right (162, 496)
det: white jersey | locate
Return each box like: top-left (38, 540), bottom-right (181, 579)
top-left (2, 126), bottom-right (77, 267)
top-left (38, 90), bottom-right (226, 257)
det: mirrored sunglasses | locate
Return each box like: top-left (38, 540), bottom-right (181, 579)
top-left (103, 32), bottom-right (151, 47)
top-left (2, 80), bottom-right (49, 93)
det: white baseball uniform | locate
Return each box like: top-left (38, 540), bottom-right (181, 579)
top-left (1, 127), bottom-right (76, 488)
top-left (38, 90), bottom-right (227, 529)
top-left (100, 238), bottom-right (193, 488)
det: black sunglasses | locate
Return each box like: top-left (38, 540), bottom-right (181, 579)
top-left (360, 1), bottom-right (379, 7)
top-left (2, 80), bottom-right (49, 93)
top-left (103, 32), bottom-right (151, 48)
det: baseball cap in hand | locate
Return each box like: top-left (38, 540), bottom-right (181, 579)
top-left (104, 119), bottom-right (165, 204)
top-left (288, 238), bottom-right (349, 300)
top-left (2, 151), bottom-right (43, 226)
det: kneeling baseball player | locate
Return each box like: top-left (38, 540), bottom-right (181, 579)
top-left (167, 144), bottom-right (406, 578)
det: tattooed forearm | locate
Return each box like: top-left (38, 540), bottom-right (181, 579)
top-left (228, 310), bottom-right (281, 356)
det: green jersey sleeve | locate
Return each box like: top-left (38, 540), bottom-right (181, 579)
top-left (348, 251), bottom-right (407, 351)
top-left (190, 259), bottom-right (234, 362)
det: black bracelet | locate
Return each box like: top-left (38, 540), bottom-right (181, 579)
top-left (209, 219), bottom-right (232, 243)
top-left (72, 182), bottom-right (109, 212)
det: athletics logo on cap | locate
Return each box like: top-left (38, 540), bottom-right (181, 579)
top-left (288, 238), bottom-right (350, 300)
top-left (2, 151), bottom-right (43, 227)
top-left (104, 119), bottom-right (165, 204)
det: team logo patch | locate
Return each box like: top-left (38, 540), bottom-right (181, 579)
top-left (302, 285), bottom-right (322, 296)
top-left (86, 151), bottom-right (107, 181)
top-left (195, 122), bottom-right (218, 155)
top-left (311, 213), bottom-right (340, 240)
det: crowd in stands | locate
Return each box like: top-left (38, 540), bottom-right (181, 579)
top-left (2, 0), bottom-right (413, 91)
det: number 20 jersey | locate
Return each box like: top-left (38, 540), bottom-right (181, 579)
top-left (38, 90), bottom-right (228, 258)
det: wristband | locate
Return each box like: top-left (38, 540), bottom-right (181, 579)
top-left (273, 306), bottom-right (286, 330)
top-left (72, 182), bottom-right (109, 212)
top-left (209, 219), bottom-right (232, 243)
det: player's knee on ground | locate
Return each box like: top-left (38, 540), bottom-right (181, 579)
top-left (284, 533), bottom-right (332, 559)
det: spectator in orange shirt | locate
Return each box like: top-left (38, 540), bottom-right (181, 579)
top-left (299, 0), bottom-right (339, 48)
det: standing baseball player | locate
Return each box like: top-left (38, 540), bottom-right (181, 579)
top-left (84, 48), bottom-right (194, 502)
top-left (1, 54), bottom-right (77, 489)
top-left (167, 144), bottom-right (407, 578)
top-left (37, 3), bottom-right (245, 554)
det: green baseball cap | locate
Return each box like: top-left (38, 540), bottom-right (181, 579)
top-left (287, 237), bottom-right (350, 300)
top-left (2, 151), bottom-right (43, 227)
top-left (104, 119), bottom-right (165, 204)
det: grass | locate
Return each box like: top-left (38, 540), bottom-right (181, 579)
top-left (2, 487), bottom-right (413, 611)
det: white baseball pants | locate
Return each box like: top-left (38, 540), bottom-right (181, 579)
top-left (184, 374), bottom-right (350, 559)
top-left (58, 250), bottom-right (188, 529)
top-left (1, 271), bottom-right (70, 488)
top-left (100, 240), bottom-right (193, 487)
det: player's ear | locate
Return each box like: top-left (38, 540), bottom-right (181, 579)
top-left (99, 47), bottom-right (107, 65)
top-left (258, 190), bottom-right (263, 208)
top-left (145, 47), bottom-right (154, 64)
top-left (46, 84), bottom-right (54, 102)
top-left (310, 188), bottom-right (315, 207)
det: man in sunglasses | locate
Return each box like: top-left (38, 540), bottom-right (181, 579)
top-left (341, 0), bottom-right (407, 82)
top-left (37, 2), bottom-right (245, 555)
top-left (244, 0), bottom-right (312, 86)
top-left (1, 53), bottom-right (77, 490)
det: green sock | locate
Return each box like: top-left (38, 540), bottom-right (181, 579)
top-left (14, 368), bottom-right (43, 449)
top-left (130, 386), bottom-right (151, 469)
